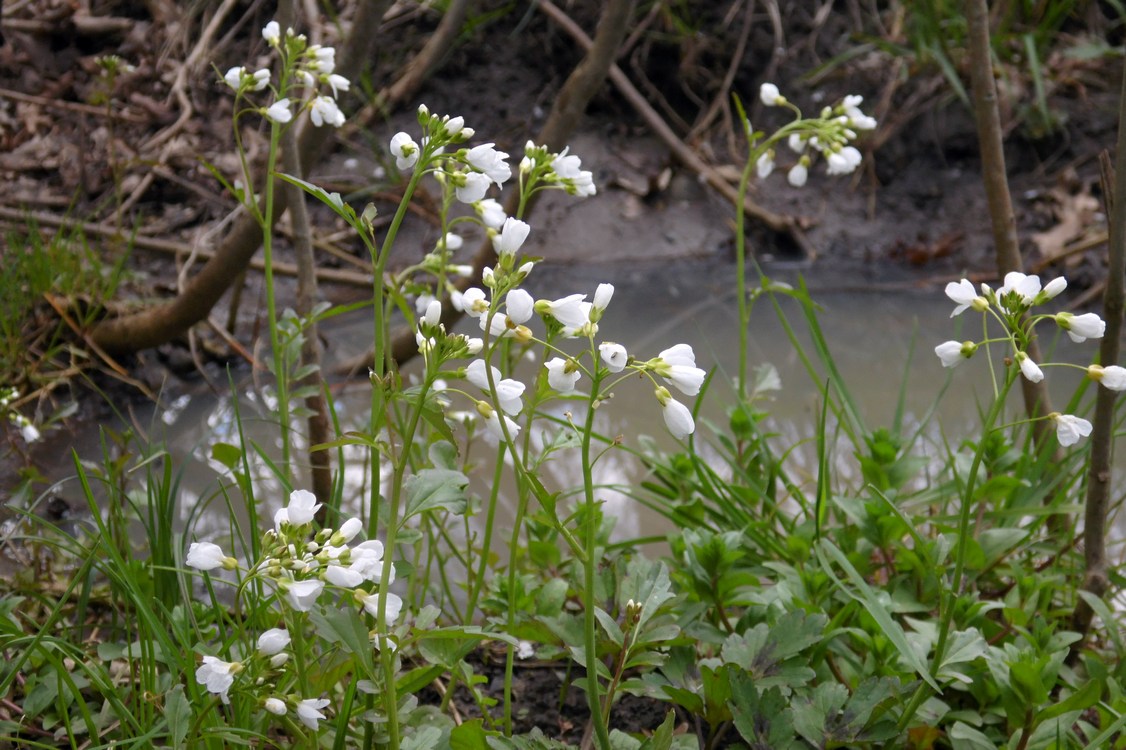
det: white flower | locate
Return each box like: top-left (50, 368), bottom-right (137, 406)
top-left (999, 271), bottom-right (1042, 308)
top-left (423, 299), bottom-right (442, 326)
top-left (516, 640), bottom-right (535, 659)
top-left (505, 289), bottom-right (534, 324)
top-left (1051, 413), bottom-right (1092, 447)
top-left (1089, 364), bottom-right (1126, 391)
top-left (19, 422), bottom-right (40, 442)
top-left (756, 150), bottom-right (775, 178)
top-left (787, 163), bottom-right (808, 187)
top-left (1042, 276), bottom-right (1067, 300)
top-left (279, 489), bottom-right (321, 526)
top-left (262, 21), bottom-right (281, 46)
top-left (1056, 312), bottom-right (1105, 343)
top-left (223, 66), bottom-right (244, 90)
top-left (653, 344), bottom-right (706, 396)
top-left (593, 283), bottom-right (614, 314)
top-left (390, 132), bottom-right (419, 170)
top-left (250, 68), bottom-right (271, 91)
top-left (336, 517), bottom-right (363, 544)
top-left (186, 542), bottom-right (233, 571)
top-left (826, 146), bottom-right (862, 175)
top-left (552, 147), bottom-right (584, 179)
top-left (326, 74), bottom-right (350, 98)
top-left (310, 96), bottom-right (345, 127)
top-left (284, 579), bottom-right (325, 612)
top-left (545, 357), bottom-right (581, 393)
top-left (464, 336), bottom-right (483, 354)
top-left (476, 198), bottom-right (507, 229)
top-left (360, 591), bottom-right (404, 625)
top-left (264, 697), bottom-right (287, 715)
top-left (934, 341), bottom-right (959, 368)
top-left (442, 232), bottom-right (464, 251)
top-left (296, 698), bottom-right (331, 730)
top-left (945, 279), bottom-right (987, 317)
top-left (493, 217), bottom-right (531, 258)
top-left (196, 656), bottom-right (238, 704)
top-left (350, 540), bottom-right (393, 583)
top-left (538, 294), bottom-right (590, 328)
top-left (759, 83), bottom-right (784, 106)
top-left (456, 172), bottom-right (492, 203)
top-left (307, 45), bottom-right (336, 74)
top-left (324, 563), bottom-right (364, 588)
top-left (459, 287), bottom-right (489, 317)
top-left (466, 360), bottom-right (525, 414)
top-left (1016, 352), bottom-right (1044, 383)
top-left (444, 115), bottom-right (465, 137)
top-left (466, 143), bottom-right (512, 185)
top-left (842, 95), bottom-right (877, 130)
top-left (265, 98), bottom-right (293, 124)
top-left (257, 628), bottom-right (291, 656)
top-left (655, 387), bottom-right (694, 439)
top-left (475, 400), bottom-right (520, 441)
top-left (599, 342), bottom-right (628, 373)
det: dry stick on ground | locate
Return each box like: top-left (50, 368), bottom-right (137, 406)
top-left (355, 0), bottom-right (638, 373)
top-left (0, 206), bottom-right (375, 288)
top-left (89, 0), bottom-right (423, 355)
top-left (537, 0), bottom-right (813, 257)
top-left (278, 0), bottom-right (333, 506)
top-left (686, 0), bottom-right (755, 144)
top-left (965, 0), bottom-right (1064, 474)
top-left (1072, 143), bottom-right (1126, 638)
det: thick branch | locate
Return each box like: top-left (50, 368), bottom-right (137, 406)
top-left (965, 0), bottom-right (1059, 456)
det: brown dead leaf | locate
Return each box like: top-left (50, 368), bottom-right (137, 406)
top-left (1031, 183), bottom-right (1103, 267)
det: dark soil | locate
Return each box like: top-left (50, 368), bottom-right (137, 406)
top-left (1, 0), bottom-right (1123, 740)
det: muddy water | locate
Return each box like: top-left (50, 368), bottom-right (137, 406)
top-left (32, 258), bottom-right (1107, 555)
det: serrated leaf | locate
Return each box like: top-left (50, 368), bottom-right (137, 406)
top-left (404, 467), bottom-right (468, 519)
top-left (638, 710), bottom-right (677, 750)
top-left (727, 668), bottom-right (799, 749)
top-left (792, 682), bottom-right (849, 747)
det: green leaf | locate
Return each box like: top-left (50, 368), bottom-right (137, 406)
top-left (949, 721), bottom-right (997, 750)
top-left (210, 442), bottom-right (243, 471)
top-left (450, 719), bottom-right (492, 750)
top-left (276, 172), bottom-right (357, 225)
top-left (165, 684), bottom-right (190, 749)
top-left (792, 682), bottom-right (849, 747)
top-left (1035, 676), bottom-right (1101, 723)
top-left (638, 710), bottom-right (677, 750)
top-left (720, 610), bottom-right (824, 688)
top-left (402, 725), bottom-right (445, 750)
top-left (817, 539), bottom-right (940, 691)
top-left (404, 466), bottom-right (468, 519)
top-left (728, 669), bottom-right (799, 749)
top-left (309, 608), bottom-right (375, 679)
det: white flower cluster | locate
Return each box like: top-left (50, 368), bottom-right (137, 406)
top-left (0, 388), bottom-right (39, 443)
top-left (936, 271), bottom-right (1117, 447)
top-left (221, 20), bottom-right (348, 128)
top-left (755, 83), bottom-right (876, 187)
top-left (186, 489), bottom-right (401, 727)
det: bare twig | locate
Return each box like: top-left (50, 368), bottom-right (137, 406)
top-left (687, 0), bottom-right (755, 143)
top-left (537, 0), bottom-right (810, 250)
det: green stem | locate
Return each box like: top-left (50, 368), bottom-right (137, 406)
top-left (262, 123), bottom-right (291, 480)
top-left (896, 367), bottom-right (1018, 734)
top-left (580, 374), bottom-right (611, 750)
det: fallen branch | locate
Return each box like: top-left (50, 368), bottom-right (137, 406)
top-left (0, 206), bottom-right (375, 287)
